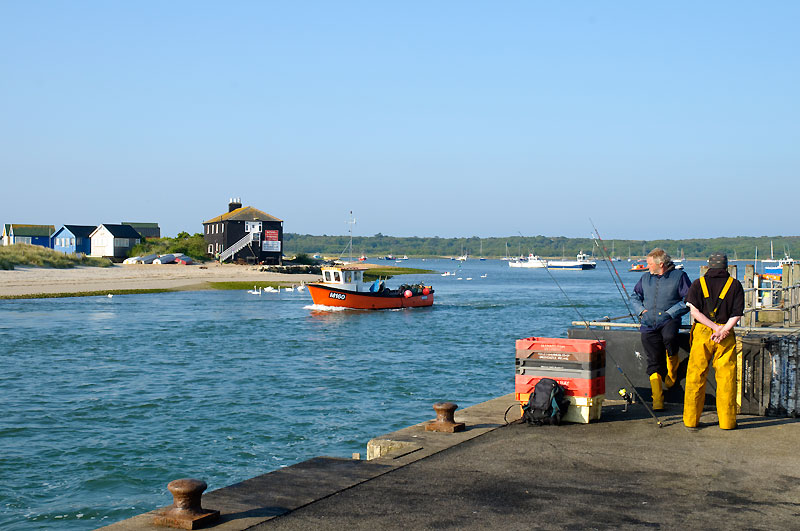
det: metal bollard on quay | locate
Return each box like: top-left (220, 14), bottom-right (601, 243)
top-left (152, 478), bottom-right (220, 529)
top-left (425, 402), bottom-right (466, 432)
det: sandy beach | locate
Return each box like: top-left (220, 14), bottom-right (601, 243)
top-left (0, 263), bottom-right (321, 298)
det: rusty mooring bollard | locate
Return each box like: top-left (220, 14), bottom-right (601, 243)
top-left (425, 402), bottom-right (465, 432)
top-left (152, 478), bottom-right (220, 529)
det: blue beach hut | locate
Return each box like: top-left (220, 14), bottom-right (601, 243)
top-left (2, 224), bottom-right (55, 248)
top-left (51, 225), bottom-right (96, 255)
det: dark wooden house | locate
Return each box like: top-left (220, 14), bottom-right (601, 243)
top-left (203, 198), bottom-right (283, 264)
top-left (122, 222), bottom-right (161, 239)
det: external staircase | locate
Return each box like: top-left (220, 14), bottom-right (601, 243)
top-left (219, 232), bottom-right (259, 262)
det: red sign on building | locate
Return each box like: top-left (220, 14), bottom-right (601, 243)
top-left (264, 230), bottom-right (279, 241)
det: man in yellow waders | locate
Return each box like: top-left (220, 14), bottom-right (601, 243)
top-left (683, 252), bottom-right (744, 430)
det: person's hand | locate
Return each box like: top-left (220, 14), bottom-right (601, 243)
top-left (711, 327), bottom-right (729, 343)
top-left (653, 312), bottom-right (670, 328)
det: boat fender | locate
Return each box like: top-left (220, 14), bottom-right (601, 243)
top-left (404, 290), bottom-right (413, 298)
top-left (422, 287), bottom-right (430, 295)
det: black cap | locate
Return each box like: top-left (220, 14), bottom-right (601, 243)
top-left (708, 252), bottom-right (728, 269)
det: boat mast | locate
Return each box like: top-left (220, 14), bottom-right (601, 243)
top-left (345, 211), bottom-right (356, 263)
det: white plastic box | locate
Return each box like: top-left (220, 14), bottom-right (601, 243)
top-left (562, 394), bottom-right (604, 424)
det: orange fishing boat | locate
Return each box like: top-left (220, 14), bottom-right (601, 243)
top-left (629, 262), bottom-right (647, 272)
top-left (307, 265), bottom-right (434, 310)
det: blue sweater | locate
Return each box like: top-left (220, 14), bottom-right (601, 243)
top-left (631, 265), bottom-right (691, 331)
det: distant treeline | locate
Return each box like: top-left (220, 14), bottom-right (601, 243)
top-left (284, 233), bottom-right (800, 260)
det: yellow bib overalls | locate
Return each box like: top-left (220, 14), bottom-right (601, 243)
top-left (683, 276), bottom-right (737, 429)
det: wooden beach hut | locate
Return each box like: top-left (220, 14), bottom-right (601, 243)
top-left (51, 225), bottom-right (95, 255)
top-left (89, 224), bottom-right (141, 259)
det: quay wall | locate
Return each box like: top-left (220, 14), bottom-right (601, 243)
top-left (98, 394), bottom-right (515, 530)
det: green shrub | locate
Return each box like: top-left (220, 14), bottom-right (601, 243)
top-left (128, 233), bottom-right (208, 261)
top-left (290, 253), bottom-right (317, 265)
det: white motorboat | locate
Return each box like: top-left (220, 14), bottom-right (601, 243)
top-left (508, 253), bottom-right (548, 268)
top-left (546, 251), bottom-right (597, 270)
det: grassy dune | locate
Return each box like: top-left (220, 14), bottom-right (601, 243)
top-left (0, 244), bottom-right (112, 270)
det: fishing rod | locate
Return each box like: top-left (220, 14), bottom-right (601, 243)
top-left (591, 235), bottom-right (637, 323)
top-left (541, 262), bottom-right (663, 428)
top-left (589, 219), bottom-right (638, 324)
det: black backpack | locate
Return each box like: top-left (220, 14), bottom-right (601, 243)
top-left (522, 378), bottom-right (570, 425)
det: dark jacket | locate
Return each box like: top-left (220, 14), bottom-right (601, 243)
top-left (685, 268), bottom-right (744, 323)
top-left (631, 262), bottom-right (692, 331)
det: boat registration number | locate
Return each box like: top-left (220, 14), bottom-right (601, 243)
top-left (329, 292), bottom-right (346, 300)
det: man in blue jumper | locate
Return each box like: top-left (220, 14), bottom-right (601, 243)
top-left (630, 248), bottom-right (692, 410)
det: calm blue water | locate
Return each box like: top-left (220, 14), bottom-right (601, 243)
top-left (0, 258), bottom-right (709, 529)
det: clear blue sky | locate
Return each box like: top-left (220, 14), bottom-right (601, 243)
top-left (2, 2), bottom-right (798, 239)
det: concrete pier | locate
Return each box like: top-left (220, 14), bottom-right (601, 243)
top-left (101, 394), bottom-right (800, 530)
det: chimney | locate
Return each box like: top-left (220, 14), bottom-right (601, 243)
top-left (228, 197), bottom-right (242, 212)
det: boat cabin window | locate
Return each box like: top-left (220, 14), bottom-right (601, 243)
top-left (344, 271), bottom-right (352, 282)
top-left (324, 271), bottom-right (332, 282)
top-left (333, 271), bottom-right (341, 282)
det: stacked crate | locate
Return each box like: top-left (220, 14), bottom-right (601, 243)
top-left (515, 337), bottom-right (606, 423)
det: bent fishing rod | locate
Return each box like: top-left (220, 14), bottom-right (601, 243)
top-left (540, 261), bottom-right (663, 428)
top-left (589, 218), bottom-right (638, 324)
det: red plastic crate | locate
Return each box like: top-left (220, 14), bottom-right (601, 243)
top-left (515, 373), bottom-right (605, 398)
top-left (516, 337), bottom-right (606, 364)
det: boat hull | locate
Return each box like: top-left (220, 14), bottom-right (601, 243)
top-left (307, 284), bottom-right (434, 309)
top-left (547, 261), bottom-right (596, 270)
top-left (509, 260), bottom-right (547, 268)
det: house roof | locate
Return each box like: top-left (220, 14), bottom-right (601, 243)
top-left (122, 222), bottom-right (160, 229)
top-left (9, 224), bottom-right (55, 237)
top-left (56, 225), bottom-right (97, 238)
top-left (92, 224), bottom-right (142, 238)
top-left (204, 206), bottom-right (282, 224)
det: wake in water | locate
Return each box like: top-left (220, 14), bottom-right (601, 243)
top-left (303, 304), bottom-right (412, 312)
top-left (304, 304), bottom-right (349, 312)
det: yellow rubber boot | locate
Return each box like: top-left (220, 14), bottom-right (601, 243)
top-left (650, 373), bottom-right (665, 411)
top-left (664, 355), bottom-right (680, 389)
